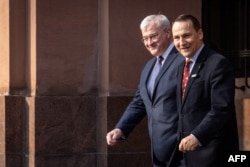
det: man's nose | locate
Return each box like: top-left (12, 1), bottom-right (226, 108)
top-left (179, 37), bottom-right (187, 45)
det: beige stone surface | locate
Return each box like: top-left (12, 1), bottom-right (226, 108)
top-left (243, 99), bottom-right (250, 150)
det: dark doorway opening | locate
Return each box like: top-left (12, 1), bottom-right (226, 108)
top-left (202, 0), bottom-right (250, 78)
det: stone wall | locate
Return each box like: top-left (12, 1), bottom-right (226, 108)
top-left (5, 0), bottom-right (250, 167)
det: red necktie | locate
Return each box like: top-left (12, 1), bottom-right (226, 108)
top-left (182, 59), bottom-right (192, 99)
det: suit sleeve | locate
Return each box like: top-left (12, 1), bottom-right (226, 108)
top-left (115, 87), bottom-right (147, 138)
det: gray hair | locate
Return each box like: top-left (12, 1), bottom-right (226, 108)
top-left (140, 14), bottom-right (171, 31)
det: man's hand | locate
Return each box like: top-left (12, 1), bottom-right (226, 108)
top-left (106, 128), bottom-right (123, 146)
top-left (179, 134), bottom-right (199, 152)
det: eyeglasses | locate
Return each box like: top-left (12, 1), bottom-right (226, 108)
top-left (141, 33), bottom-right (160, 43)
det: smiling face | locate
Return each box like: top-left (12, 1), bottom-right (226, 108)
top-left (172, 20), bottom-right (203, 59)
top-left (141, 22), bottom-right (171, 57)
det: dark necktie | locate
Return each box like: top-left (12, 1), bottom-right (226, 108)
top-left (182, 58), bottom-right (192, 100)
top-left (148, 56), bottom-right (163, 96)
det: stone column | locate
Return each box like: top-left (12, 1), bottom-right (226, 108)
top-left (243, 99), bottom-right (250, 150)
top-left (0, 97), bottom-right (6, 166)
top-left (0, 0), bottom-right (9, 165)
top-left (0, 0), bottom-right (10, 93)
top-left (1, 0), bottom-right (203, 167)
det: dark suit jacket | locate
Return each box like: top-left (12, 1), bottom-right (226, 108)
top-left (176, 46), bottom-right (239, 167)
top-left (115, 47), bottom-right (184, 165)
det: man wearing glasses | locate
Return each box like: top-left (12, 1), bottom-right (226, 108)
top-left (106, 14), bottom-right (184, 167)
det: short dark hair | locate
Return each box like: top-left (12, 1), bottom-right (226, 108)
top-left (174, 14), bottom-right (201, 31)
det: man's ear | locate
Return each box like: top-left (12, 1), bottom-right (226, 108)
top-left (164, 28), bottom-right (171, 38)
top-left (198, 28), bottom-right (203, 40)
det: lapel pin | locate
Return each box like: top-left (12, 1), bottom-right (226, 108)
top-left (191, 74), bottom-right (199, 78)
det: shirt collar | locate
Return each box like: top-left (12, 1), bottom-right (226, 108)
top-left (158, 42), bottom-right (174, 64)
top-left (189, 43), bottom-right (204, 63)
top-left (187, 43), bottom-right (204, 72)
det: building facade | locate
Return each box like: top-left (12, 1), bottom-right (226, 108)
top-left (0, 0), bottom-right (249, 166)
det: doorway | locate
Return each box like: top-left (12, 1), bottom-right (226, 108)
top-left (202, 0), bottom-right (250, 78)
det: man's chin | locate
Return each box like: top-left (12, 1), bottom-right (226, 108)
top-left (150, 52), bottom-right (160, 57)
top-left (180, 52), bottom-right (190, 58)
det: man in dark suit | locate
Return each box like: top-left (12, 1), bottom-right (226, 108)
top-left (171, 14), bottom-right (239, 167)
top-left (106, 14), bottom-right (184, 167)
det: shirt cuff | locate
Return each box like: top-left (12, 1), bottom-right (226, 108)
top-left (191, 134), bottom-right (202, 146)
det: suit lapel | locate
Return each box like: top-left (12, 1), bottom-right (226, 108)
top-left (142, 57), bottom-right (157, 101)
top-left (177, 59), bottom-right (185, 106)
top-left (151, 52), bottom-right (178, 101)
top-left (156, 53), bottom-right (177, 83)
top-left (153, 48), bottom-right (178, 91)
top-left (181, 47), bottom-right (209, 105)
